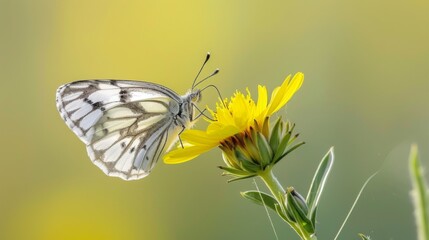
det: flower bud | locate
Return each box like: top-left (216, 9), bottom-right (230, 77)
top-left (285, 187), bottom-right (314, 234)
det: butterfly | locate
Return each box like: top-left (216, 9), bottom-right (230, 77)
top-left (56, 53), bottom-right (218, 180)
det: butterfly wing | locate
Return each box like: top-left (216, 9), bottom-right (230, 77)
top-left (56, 80), bottom-right (182, 144)
top-left (56, 80), bottom-right (184, 180)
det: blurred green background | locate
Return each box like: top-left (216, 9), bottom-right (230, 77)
top-left (1, 0), bottom-right (428, 239)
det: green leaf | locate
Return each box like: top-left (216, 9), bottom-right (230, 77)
top-left (306, 147), bottom-right (334, 218)
top-left (241, 191), bottom-right (278, 212)
top-left (409, 144), bottom-right (429, 240)
top-left (358, 233), bottom-right (371, 240)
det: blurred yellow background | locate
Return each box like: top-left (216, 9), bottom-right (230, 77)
top-left (1, 0), bottom-right (428, 239)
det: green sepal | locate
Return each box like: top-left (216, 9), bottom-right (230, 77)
top-left (269, 117), bottom-right (283, 152)
top-left (284, 197), bottom-right (296, 222)
top-left (244, 130), bottom-right (262, 164)
top-left (218, 166), bottom-right (254, 176)
top-left (275, 203), bottom-right (290, 222)
top-left (256, 132), bottom-right (273, 166)
top-left (221, 149), bottom-right (241, 169)
top-left (261, 117), bottom-right (270, 138)
top-left (287, 190), bottom-right (315, 234)
top-left (284, 121), bottom-right (291, 132)
top-left (273, 130), bottom-right (292, 162)
top-left (238, 154), bottom-right (261, 173)
top-left (273, 141), bottom-right (305, 164)
top-left (287, 133), bottom-right (299, 145)
top-left (306, 147), bottom-right (334, 219)
top-left (310, 206), bottom-right (317, 226)
top-left (233, 148), bottom-right (252, 165)
top-left (241, 191), bottom-right (279, 212)
top-left (291, 189), bottom-right (309, 215)
top-left (227, 174), bottom-right (257, 183)
top-left (231, 147), bottom-right (260, 173)
top-left (358, 233), bottom-right (371, 240)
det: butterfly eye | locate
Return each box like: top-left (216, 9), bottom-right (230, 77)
top-left (191, 91), bottom-right (201, 102)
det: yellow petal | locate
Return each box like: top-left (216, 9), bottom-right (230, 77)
top-left (181, 130), bottom-right (220, 146)
top-left (266, 75), bottom-right (290, 114)
top-left (256, 85), bottom-right (268, 115)
top-left (266, 72), bottom-right (304, 115)
top-left (230, 92), bottom-right (256, 131)
top-left (163, 145), bottom-right (214, 164)
top-left (214, 107), bottom-right (234, 125)
top-left (206, 125), bottom-right (241, 140)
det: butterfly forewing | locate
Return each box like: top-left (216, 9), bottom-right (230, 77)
top-left (56, 80), bottom-right (197, 180)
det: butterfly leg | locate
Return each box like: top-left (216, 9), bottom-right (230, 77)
top-left (177, 125), bottom-right (186, 149)
top-left (192, 104), bottom-right (215, 121)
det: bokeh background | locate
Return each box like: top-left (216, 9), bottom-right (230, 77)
top-left (1, 0), bottom-right (428, 239)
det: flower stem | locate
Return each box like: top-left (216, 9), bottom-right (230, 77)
top-left (259, 166), bottom-right (317, 240)
top-left (259, 166), bottom-right (285, 200)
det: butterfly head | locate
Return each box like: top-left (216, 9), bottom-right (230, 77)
top-left (190, 89), bottom-right (201, 103)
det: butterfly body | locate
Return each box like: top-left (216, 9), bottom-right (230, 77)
top-left (56, 80), bottom-right (201, 180)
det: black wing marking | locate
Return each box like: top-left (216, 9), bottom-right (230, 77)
top-left (85, 98), bottom-right (181, 180)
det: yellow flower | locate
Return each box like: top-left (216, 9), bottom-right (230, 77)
top-left (163, 72), bottom-right (304, 164)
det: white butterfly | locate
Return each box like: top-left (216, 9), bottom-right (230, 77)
top-left (56, 54), bottom-right (218, 180)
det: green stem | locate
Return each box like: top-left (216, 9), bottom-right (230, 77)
top-left (259, 166), bottom-right (317, 240)
top-left (259, 166), bottom-right (285, 200)
top-left (409, 145), bottom-right (429, 240)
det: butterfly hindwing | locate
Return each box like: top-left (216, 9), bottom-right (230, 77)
top-left (86, 99), bottom-right (180, 180)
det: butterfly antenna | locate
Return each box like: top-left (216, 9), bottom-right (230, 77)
top-left (200, 83), bottom-right (226, 108)
top-left (193, 68), bottom-right (220, 89)
top-left (192, 52), bottom-right (211, 90)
